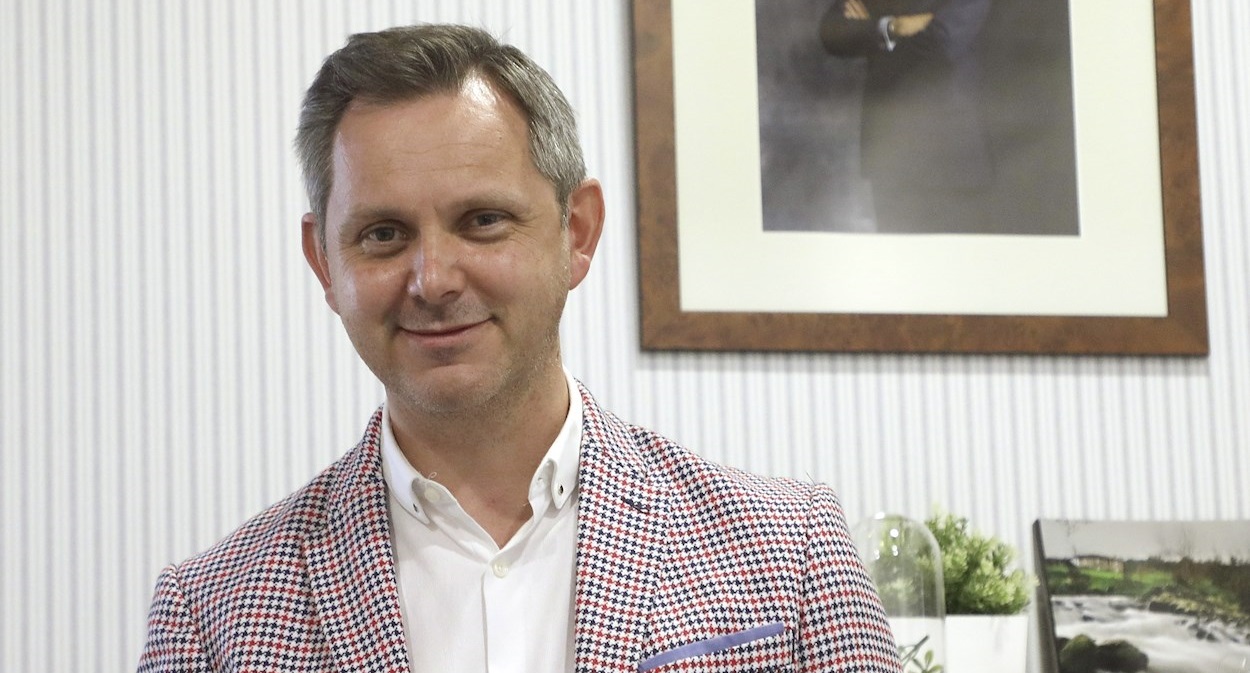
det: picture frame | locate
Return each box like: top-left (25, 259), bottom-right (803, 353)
top-left (632, 0), bottom-right (1207, 354)
top-left (1032, 519), bottom-right (1250, 673)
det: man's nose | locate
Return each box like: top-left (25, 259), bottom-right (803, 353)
top-left (406, 232), bottom-right (465, 305)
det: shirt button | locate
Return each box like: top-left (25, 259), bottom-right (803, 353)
top-left (422, 485), bottom-right (442, 503)
top-left (491, 560), bottom-right (509, 578)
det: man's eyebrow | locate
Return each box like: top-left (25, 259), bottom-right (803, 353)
top-left (455, 189), bottom-right (531, 213)
top-left (341, 206), bottom-right (408, 225)
top-left (338, 183), bottom-right (542, 223)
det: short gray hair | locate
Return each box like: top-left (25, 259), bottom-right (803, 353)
top-left (294, 24), bottom-right (586, 242)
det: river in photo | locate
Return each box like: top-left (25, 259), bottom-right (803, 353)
top-left (1053, 595), bottom-right (1250, 673)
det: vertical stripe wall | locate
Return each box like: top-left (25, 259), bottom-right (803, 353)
top-left (0, 1), bottom-right (1245, 671)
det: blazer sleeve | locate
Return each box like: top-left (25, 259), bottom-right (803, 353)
top-left (137, 565), bottom-right (213, 673)
top-left (797, 488), bottom-right (903, 672)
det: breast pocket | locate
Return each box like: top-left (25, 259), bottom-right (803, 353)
top-left (639, 622), bottom-right (793, 672)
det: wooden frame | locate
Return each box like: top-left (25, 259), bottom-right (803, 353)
top-left (632, 0), bottom-right (1206, 354)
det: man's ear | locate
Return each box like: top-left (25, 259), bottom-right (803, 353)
top-left (565, 179), bottom-right (605, 290)
top-left (301, 213), bottom-right (338, 314)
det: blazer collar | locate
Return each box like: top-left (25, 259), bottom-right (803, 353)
top-left (299, 386), bottom-right (673, 673)
top-left (304, 408), bottom-right (412, 673)
top-left (573, 382), bottom-right (673, 673)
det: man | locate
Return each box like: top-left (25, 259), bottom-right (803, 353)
top-left (821, 0), bottom-right (994, 234)
top-left (139, 24), bottom-right (901, 673)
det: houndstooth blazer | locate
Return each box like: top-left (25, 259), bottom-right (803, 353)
top-left (139, 384), bottom-right (902, 673)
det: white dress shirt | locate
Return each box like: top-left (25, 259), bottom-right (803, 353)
top-left (380, 372), bottom-right (583, 673)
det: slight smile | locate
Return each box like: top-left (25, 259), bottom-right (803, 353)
top-left (400, 320), bottom-right (491, 346)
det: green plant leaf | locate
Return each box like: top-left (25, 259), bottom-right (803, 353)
top-left (925, 509), bottom-right (1035, 614)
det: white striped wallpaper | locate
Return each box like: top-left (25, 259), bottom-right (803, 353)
top-left (1, 1), bottom-right (1246, 671)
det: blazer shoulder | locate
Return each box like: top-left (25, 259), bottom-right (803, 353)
top-left (628, 421), bottom-right (835, 522)
top-left (578, 387), bottom-right (838, 527)
top-left (170, 442), bottom-right (361, 596)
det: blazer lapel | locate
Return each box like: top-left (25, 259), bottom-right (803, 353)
top-left (304, 410), bottom-right (411, 673)
top-left (573, 386), bottom-right (672, 673)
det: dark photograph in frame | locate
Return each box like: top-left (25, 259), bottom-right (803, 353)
top-left (755, 0), bottom-right (1079, 236)
top-left (632, 0), bottom-right (1206, 354)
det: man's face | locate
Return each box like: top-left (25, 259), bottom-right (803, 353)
top-left (302, 77), bottom-right (603, 419)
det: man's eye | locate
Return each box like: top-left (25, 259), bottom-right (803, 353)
top-left (365, 226), bottom-right (400, 243)
top-left (471, 213), bottom-right (505, 228)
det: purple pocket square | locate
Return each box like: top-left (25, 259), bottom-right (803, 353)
top-left (638, 621), bottom-right (787, 671)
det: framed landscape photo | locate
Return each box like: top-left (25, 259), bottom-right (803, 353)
top-left (632, 0), bottom-right (1207, 354)
top-left (1033, 520), bottom-right (1250, 673)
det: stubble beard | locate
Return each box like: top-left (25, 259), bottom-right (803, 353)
top-left (374, 298), bottom-right (568, 428)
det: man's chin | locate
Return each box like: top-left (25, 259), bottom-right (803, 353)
top-left (385, 365), bottom-right (501, 417)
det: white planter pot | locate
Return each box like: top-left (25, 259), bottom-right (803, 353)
top-left (944, 614), bottom-right (1028, 673)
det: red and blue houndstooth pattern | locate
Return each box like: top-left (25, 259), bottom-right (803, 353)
top-left (139, 384), bottom-right (902, 672)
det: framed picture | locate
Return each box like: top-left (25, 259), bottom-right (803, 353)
top-left (1033, 520), bottom-right (1250, 673)
top-left (632, 0), bottom-right (1207, 354)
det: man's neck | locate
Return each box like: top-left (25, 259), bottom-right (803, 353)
top-left (386, 368), bottom-right (571, 546)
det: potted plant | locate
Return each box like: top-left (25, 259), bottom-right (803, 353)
top-left (925, 511), bottom-right (1033, 673)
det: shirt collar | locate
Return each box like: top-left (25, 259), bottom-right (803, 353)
top-left (380, 370), bottom-right (583, 524)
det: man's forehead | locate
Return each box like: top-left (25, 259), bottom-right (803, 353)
top-left (325, 77), bottom-right (540, 187)
top-left (459, 75), bottom-right (505, 109)
top-left (322, 81), bottom-right (555, 220)
top-left (339, 74), bottom-right (515, 128)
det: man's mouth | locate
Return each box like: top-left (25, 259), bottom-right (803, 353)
top-left (413, 324), bottom-right (472, 336)
top-left (402, 319), bottom-right (490, 338)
